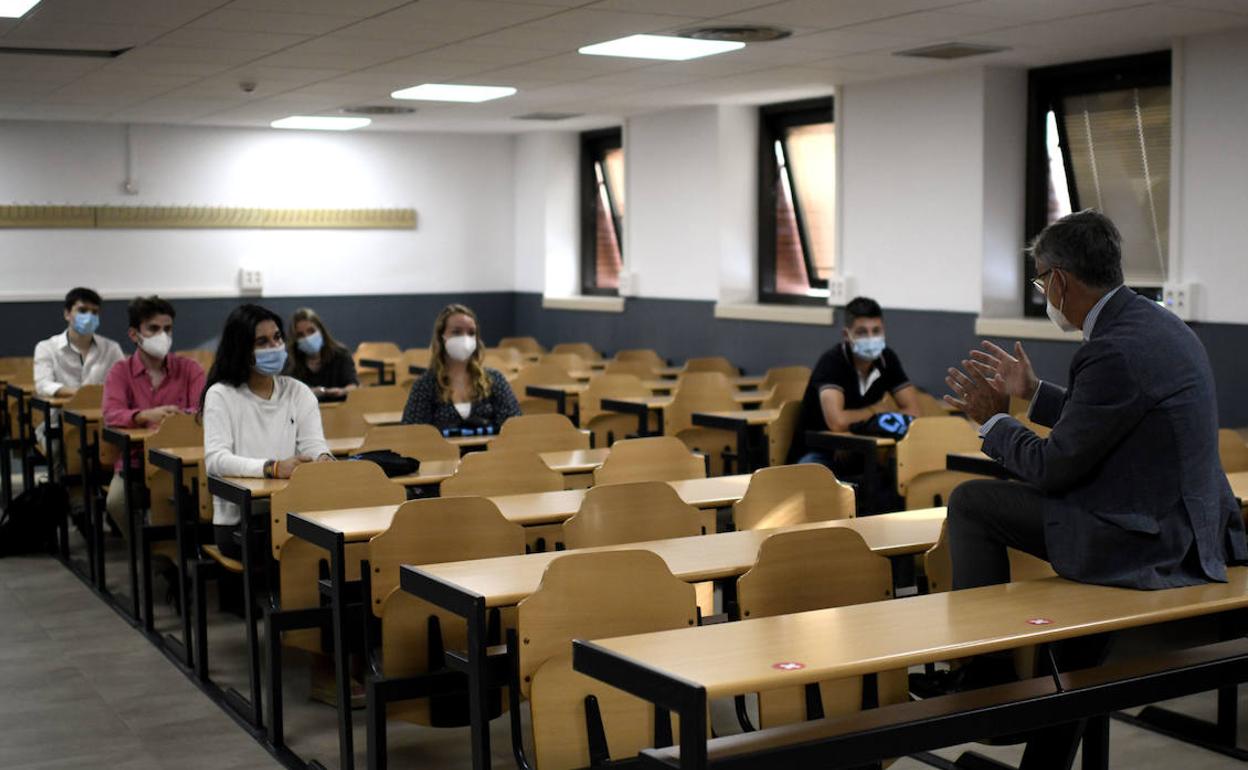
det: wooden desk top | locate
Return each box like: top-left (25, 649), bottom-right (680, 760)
top-left (1229, 471), bottom-right (1248, 503)
top-left (64, 407), bottom-right (102, 422)
top-left (542, 447), bottom-right (610, 473)
top-left (527, 383), bottom-right (589, 396)
top-left (693, 409), bottom-right (780, 426)
top-left (488, 475), bottom-right (751, 526)
top-left (604, 395), bottom-right (673, 410)
top-left (583, 567), bottom-right (1248, 700)
top-left (411, 508), bottom-right (945, 609)
top-left (363, 411), bottom-right (403, 426)
top-left (809, 430), bottom-right (898, 448)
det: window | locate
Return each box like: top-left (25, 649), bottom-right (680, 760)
top-left (1024, 51), bottom-right (1171, 316)
top-left (580, 128), bottom-right (624, 296)
top-left (758, 97), bottom-right (836, 305)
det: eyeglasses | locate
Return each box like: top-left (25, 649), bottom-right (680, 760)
top-left (1031, 268), bottom-right (1054, 294)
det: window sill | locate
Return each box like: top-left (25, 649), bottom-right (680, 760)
top-left (975, 317), bottom-right (1082, 342)
top-left (541, 295), bottom-right (625, 313)
top-left (713, 302), bottom-right (834, 326)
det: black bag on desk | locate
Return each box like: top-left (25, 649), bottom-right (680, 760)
top-left (849, 412), bottom-right (915, 440)
top-left (349, 450), bottom-right (420, 478)
top-left (0, 482), bottom-right (68, 556)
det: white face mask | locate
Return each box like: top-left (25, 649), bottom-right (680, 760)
top-left (1043, 274), bottom-right (1078, 333)
top-left (444, 334), bottom-right (477, 362)
top-left (138, 331), bottom-right (172, 359)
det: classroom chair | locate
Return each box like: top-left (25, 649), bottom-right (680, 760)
top-left (601, 359), bottom-right (658, 380)
top-left (357, 423), bottom-right (459, 462)
top-left (366, 496), bottom-right (525, 755)
top-left (732, 463), bottom-right (855, 531)
top-left (52, 384), bottom-right (104, 479)
top-left (895, 416), bottom-right (984, 509)
top-left (760, 380), bottom-right (807, 409)
top-left (760, 365), bottom-right (811, 390)
top-left (580, 374), bottom-right (654, 446)
top-left (561, 481), bottom-right (704, 550)
top-left (913, 388), bottom-right (952, 417)
top-left (1219, 428), bottom-right (1248, 473)
top-left (401, 346), bottom-right (431, 371)
top-left (663, 373), bottom-right (738, 476)
top-left (489, 413), bottom-right (589, 453)
top-left (0, 355), bottom-right (34, 379)
top-left (355, 342), bottom-right (403, 386)
top-left (515, 550), bottom-right (698, 770)
top-left (483, 346), bottom-right (523, 373)
top-left (736, 527), bottom-right (907, 730)
top-left (510, 363), bottom-right (579, 416)
top-left (441, 448), bottom-right (564, 497)
top-left (592, 436), bottom-right (705, 486)
top-left (136, 413), bottom-right (205, 581)
top-left (345, 383), bottom-right (409, 413)
top-left (682, 356), bottom-right (739, 377)
top-left (551, 342), bottom-right (601, 362)
top-left (613, 348), bottom-right (666, 371)
top-left (174, 349), bottom-right (215, 372)
top-left (539, 352), bottom-right (588, 375)
top-left (496, 336), bottom-right (545, 356)
top-left (319, 402), bottom-right (368, 439)
top-left (763, 400), bottom-right (804, 468)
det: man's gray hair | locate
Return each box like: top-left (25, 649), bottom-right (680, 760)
top-left (1027, 209), bottom-right (1125, 289)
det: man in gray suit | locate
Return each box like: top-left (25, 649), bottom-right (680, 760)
top-left (945, 210), bottom-right (1246, 591)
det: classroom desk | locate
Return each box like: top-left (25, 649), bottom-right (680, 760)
top-left (0, 378), bottom-right (18, 507)
top-left (147, 445), bottom-right (205, 673)
top-left (945, 450), bottom-right (1017, 480)
top-left (4, 382), bottom-right (37, 496)
top-left (644, 377), bottom-right (764, 394)
top-left (690, 409), bottom-right (780, 473)
top-left (573, 568), bottom-right (1248, 770)
top-left (27, 392), bottom-right (71, 484)
top-left (60, 409), bottom-right (129, 606)
top-left (357, 415), bottom-right (499, 450)
top-left (803, 431), bottom-right (898, 515)
top-left (358, 357), bottom-right (400, 385)
top-left (524, 383), bottom-right (586, 422)
top-left (399, 507), bottom-right (945, 770)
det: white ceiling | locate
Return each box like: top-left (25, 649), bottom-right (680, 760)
top-left (0, 0), bottom-right (1244, 132)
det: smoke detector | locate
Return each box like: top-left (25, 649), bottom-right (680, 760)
top-left (894, 42), bottom-right (1009, 60)
top-left (678, 25), bottom-right (792, 43)
top-left (340, 105), bottom-right (416, 115)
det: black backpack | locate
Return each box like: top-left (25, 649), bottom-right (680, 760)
top-left (0, 483), bottom-right (68, 557)
top-left (849, 412), bottom-right (915, 440)
top-left (348, 450), bottom-right (420, 478)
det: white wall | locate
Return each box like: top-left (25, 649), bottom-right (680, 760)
top-left (0, 121), bottom-right (516, 300)
top-left (512, 131), bottom-right (579, 297)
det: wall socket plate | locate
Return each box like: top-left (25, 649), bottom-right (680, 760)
top-left (238, 268), bottom-right (263, 294)
top-left (826, 274), bottom-right (853, 307)
top-left (1162, 282), bottom-right (1194, 321)
top-left (618, 271), bottom-right (638, 297)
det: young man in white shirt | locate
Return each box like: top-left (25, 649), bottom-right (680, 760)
top-left (33, 287), bottom-right (125, 399)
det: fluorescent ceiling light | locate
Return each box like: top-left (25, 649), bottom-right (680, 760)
top-left (391, 83), bottom-right (517, 103)
top-left (271, 115), bottom-right (371, 131)
top-left (579, 34), bottom-right (744, 61)
top-left (0, 0), bottom-right (42, 18)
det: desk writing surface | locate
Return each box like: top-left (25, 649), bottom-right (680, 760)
top-left (1229, 471), bottom-right (1248, 503)
top-left (733, 392), bottom-right (766, 406)
top-left (327, 437), bottom-right (365, 455)
top-left (542, 448), bottom-right (610, 474)
top-left (161, 445), bottom-right (206, 464)
top-left (584, 567), bottom-right (1248, 700)
top-left (219, 476), bottom-right (290, 499)
top-left (363, 411), bottom-right (404, 427)
top-left (390, 459), bottom-right (459, 487)
top-left (694, 409), bottom-right (780, 426)
top-left (414, 508), bottom-right (945, 609)
top-left (65, 407), bottom-right (103, 423)
top-left (812, 431), bottom-right (898, 448)
top-left (489, 489), bottom-right (589, 526)
top-left (667, 475), bottom-right (752, 508)
top-left (605, 396), bottom-right (673, 410)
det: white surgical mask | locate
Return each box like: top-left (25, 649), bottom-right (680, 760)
top-left (139, 331), bottom-right (172, 359)
top-left (851, 335), bottom-right (887, 361)
top-left (1043, 274), bottom-right (1078, 333)
top-left (444, 334), bottom-right (477, 362)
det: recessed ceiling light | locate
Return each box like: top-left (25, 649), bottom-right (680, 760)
top-left (0, 0), bottom-right (42, 18)
top-left (271, 115), bottom-right (371, 131)
top-left (579, 34), bottom-right (744, 61)
top-left (391, 83), bottom-right (517, 102)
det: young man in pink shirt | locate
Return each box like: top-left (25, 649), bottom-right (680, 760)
top-left (102, 296), bottom-right (206, 539)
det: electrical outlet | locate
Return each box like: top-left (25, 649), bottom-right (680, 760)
top-left (1162, 282), bottom-right (1194, 321)
top-left (238, 268), bottom-right (263, 294)
top-left (826, 274), bottom-right (853, 306)
top-left (618, 271), bottom-right (639, 297)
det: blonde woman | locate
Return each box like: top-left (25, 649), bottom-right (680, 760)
top-left (401, 304), bottom-right (521, 431)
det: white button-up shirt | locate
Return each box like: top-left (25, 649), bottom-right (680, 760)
top-left (33, 330), bottom-right (125, 398)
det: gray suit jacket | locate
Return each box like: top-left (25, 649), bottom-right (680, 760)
top-left (983, 289), bottom-right (1247, 589)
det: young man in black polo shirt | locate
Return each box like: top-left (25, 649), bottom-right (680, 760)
top-left (789, 296), bottom-right (921, 466)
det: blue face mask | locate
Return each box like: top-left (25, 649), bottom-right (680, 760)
top-left (296, 330), bottom-right (323, 355)
top-left (72, 311), bottom-right (100, 336)
top-left (253, 345), bottom-right (288, 376)
top-left (851, 335), bottom-right (887, 361)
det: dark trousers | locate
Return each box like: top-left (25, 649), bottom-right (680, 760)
top-left (213, 524), bottom-right (242, 560)
top-left (948, 479), bottom-right (1050, 590)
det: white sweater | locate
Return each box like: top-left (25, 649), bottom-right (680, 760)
top-left (203, 376), bottom-right (330, 526)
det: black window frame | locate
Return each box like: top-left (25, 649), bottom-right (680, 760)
top-left (1022, 50), bottom-right (1171, 317)
top-left (580, 127), bottom-right (624, 297)
top-left (758, 96), bottom-right (836, 307)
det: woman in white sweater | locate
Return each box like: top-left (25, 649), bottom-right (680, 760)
top-left (202, 304), bottom-right (331, 559)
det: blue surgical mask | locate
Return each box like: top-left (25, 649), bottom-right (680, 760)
top-left (253, 345), bottom-right (288, 376)
top-left (296, 330), bottom-right (324, 355)
top-left (72, 311), bottom-right (100, 336)
top-left (851, 335), bottom-right (887, 361)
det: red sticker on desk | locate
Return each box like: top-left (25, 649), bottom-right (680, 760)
top-left (1026, 618), bottom-right (1053, 625)
top-left (772, 661), bottom-right (806, 671)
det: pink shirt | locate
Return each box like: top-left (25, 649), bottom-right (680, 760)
top-left (103, 351), bottom-right (206, 468)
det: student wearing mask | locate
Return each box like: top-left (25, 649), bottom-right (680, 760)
top-left (286, 307), bottom-right (359, 401)
top-left (102, 296), bottom-right (205, 539)
top-left (789, 296), bottom-right (921, 465)
top-left (401, 303), bottom-right (521, 431)
top-left (202, 304), bottom-right (332, 560)
top-left (34, 286), bottom-right (125, 399)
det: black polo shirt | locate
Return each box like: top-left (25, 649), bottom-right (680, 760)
top-left (789, 342), bottom-right (911, 459)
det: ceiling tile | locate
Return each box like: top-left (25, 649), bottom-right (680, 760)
top-left (156, 27), bottom-right (311, 52)
top-left (0, 53), bottom-right (106, 81)
top-left (22, 0), bottom-right (223, 28)
top-left (841, 10), bottom-right (1015, 38)
top-left (1163, 0), bottom-right (1248, 13)
top-left (1, 20), bottom-right (167, 49)
top-left (966, 4), bottom-right (1248, 50)
top-left (224, 0), bottom-right (408, 16)
top-left (721, 0), bottom-right (964, 29)
top-left (773, 28), bottom-right (925, 54)
top-left (946, 0), bottom-right (1153, 23)
top-left (187, 8), bottom-right (356, 35)
top-left (471, 8), bottom-right (699, 50)
top-left (589, 0), bottom-right (777, 15)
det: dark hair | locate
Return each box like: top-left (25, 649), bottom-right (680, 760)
top-left (127, 295), bottom-right (176, 329)
top-left (1028, 209), bottom-right (1124, 289)
top-left (64, 287), bottom-right (101, 311)
top-left (198, 304), bottom-right (284, 415)
top-left (287, 307), bottom-right (349, 375)
top-left (845, 296), bottom-right (883, 325)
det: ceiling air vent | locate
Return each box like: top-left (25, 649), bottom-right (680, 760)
top-left (894, 42), bottom-right (1009, 60)
top-left (513, 112), bottom-right (583, 121)
top-left (340, 105), bottom-right (416, 115)
top-left (678, 25), bottom-right (791, 43)
top-left (0, 45), bottom-right (131, 59)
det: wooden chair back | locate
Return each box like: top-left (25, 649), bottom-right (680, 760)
top-left (894, 415), bottom-right (981, 494)
top-left (581, 374), bottom-right (652, 446)
top-left (761, 366), bottom-right (811, 390)
top-left (0, 356), bottom-right (34, 380)
top-left (539, 353), bottom-right (587, 375)
top-left (401, 347), bottom-right (431, 370)
top-left (682, 356), bottom-right (738, 377)
top-left (737, 527), bottom-right (904, 727)
top-left (551, 342), bottom-right (601, 362)
top-left (441, 449), bottom-right (564, 497)
top-left (1220, 429), bottom-right (1248, 473)
top-left (764, 400), bottom-right (804, 468)
top-left (490, 413), bottom-right (589, 453)
top-left (923, 521), bottom-right (1056, 594)
top-left (65, 383), bottom-right (103, 409)
top-left (602, 360), bottom-right (657, 380)
top-left (497, 336), bottom-right (545, 356)
top-left (357, 423), bottom-right (459, 461)
top-left (62, 385), bottom-right (104, 476)
top-left (174, 349), bottom-right (214, 371)
top-left (761, 380), bottom-right (807, 410)
top-left (376, 496), bottom-right (526, 725)
top-left (613, 348), bottom-right (665, 370)
top-left (592, 436), bottom-right (705, 485)
top-left (913, 388), bottom-right (951, 417)
top-left (562, 481), bottom-right (703, 550)
top-left (663, 374), bottom-right (737, 436)
top-left (144, 413), bottom-right (205, 525)
top-left (511, 364), bottom-right (579, 416)
top-left (483, 346), bottom-right (522, 372)
top-left (355, 341), bottom-right (402, 359)
top-left (733, 463), bottom-right (854, 531)
top-left (344, 383), bottom-right (409, 414)
top-left (520, 550), bottom-right (697, 770)
top-left (319, 403), bottom-right (368, 439)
